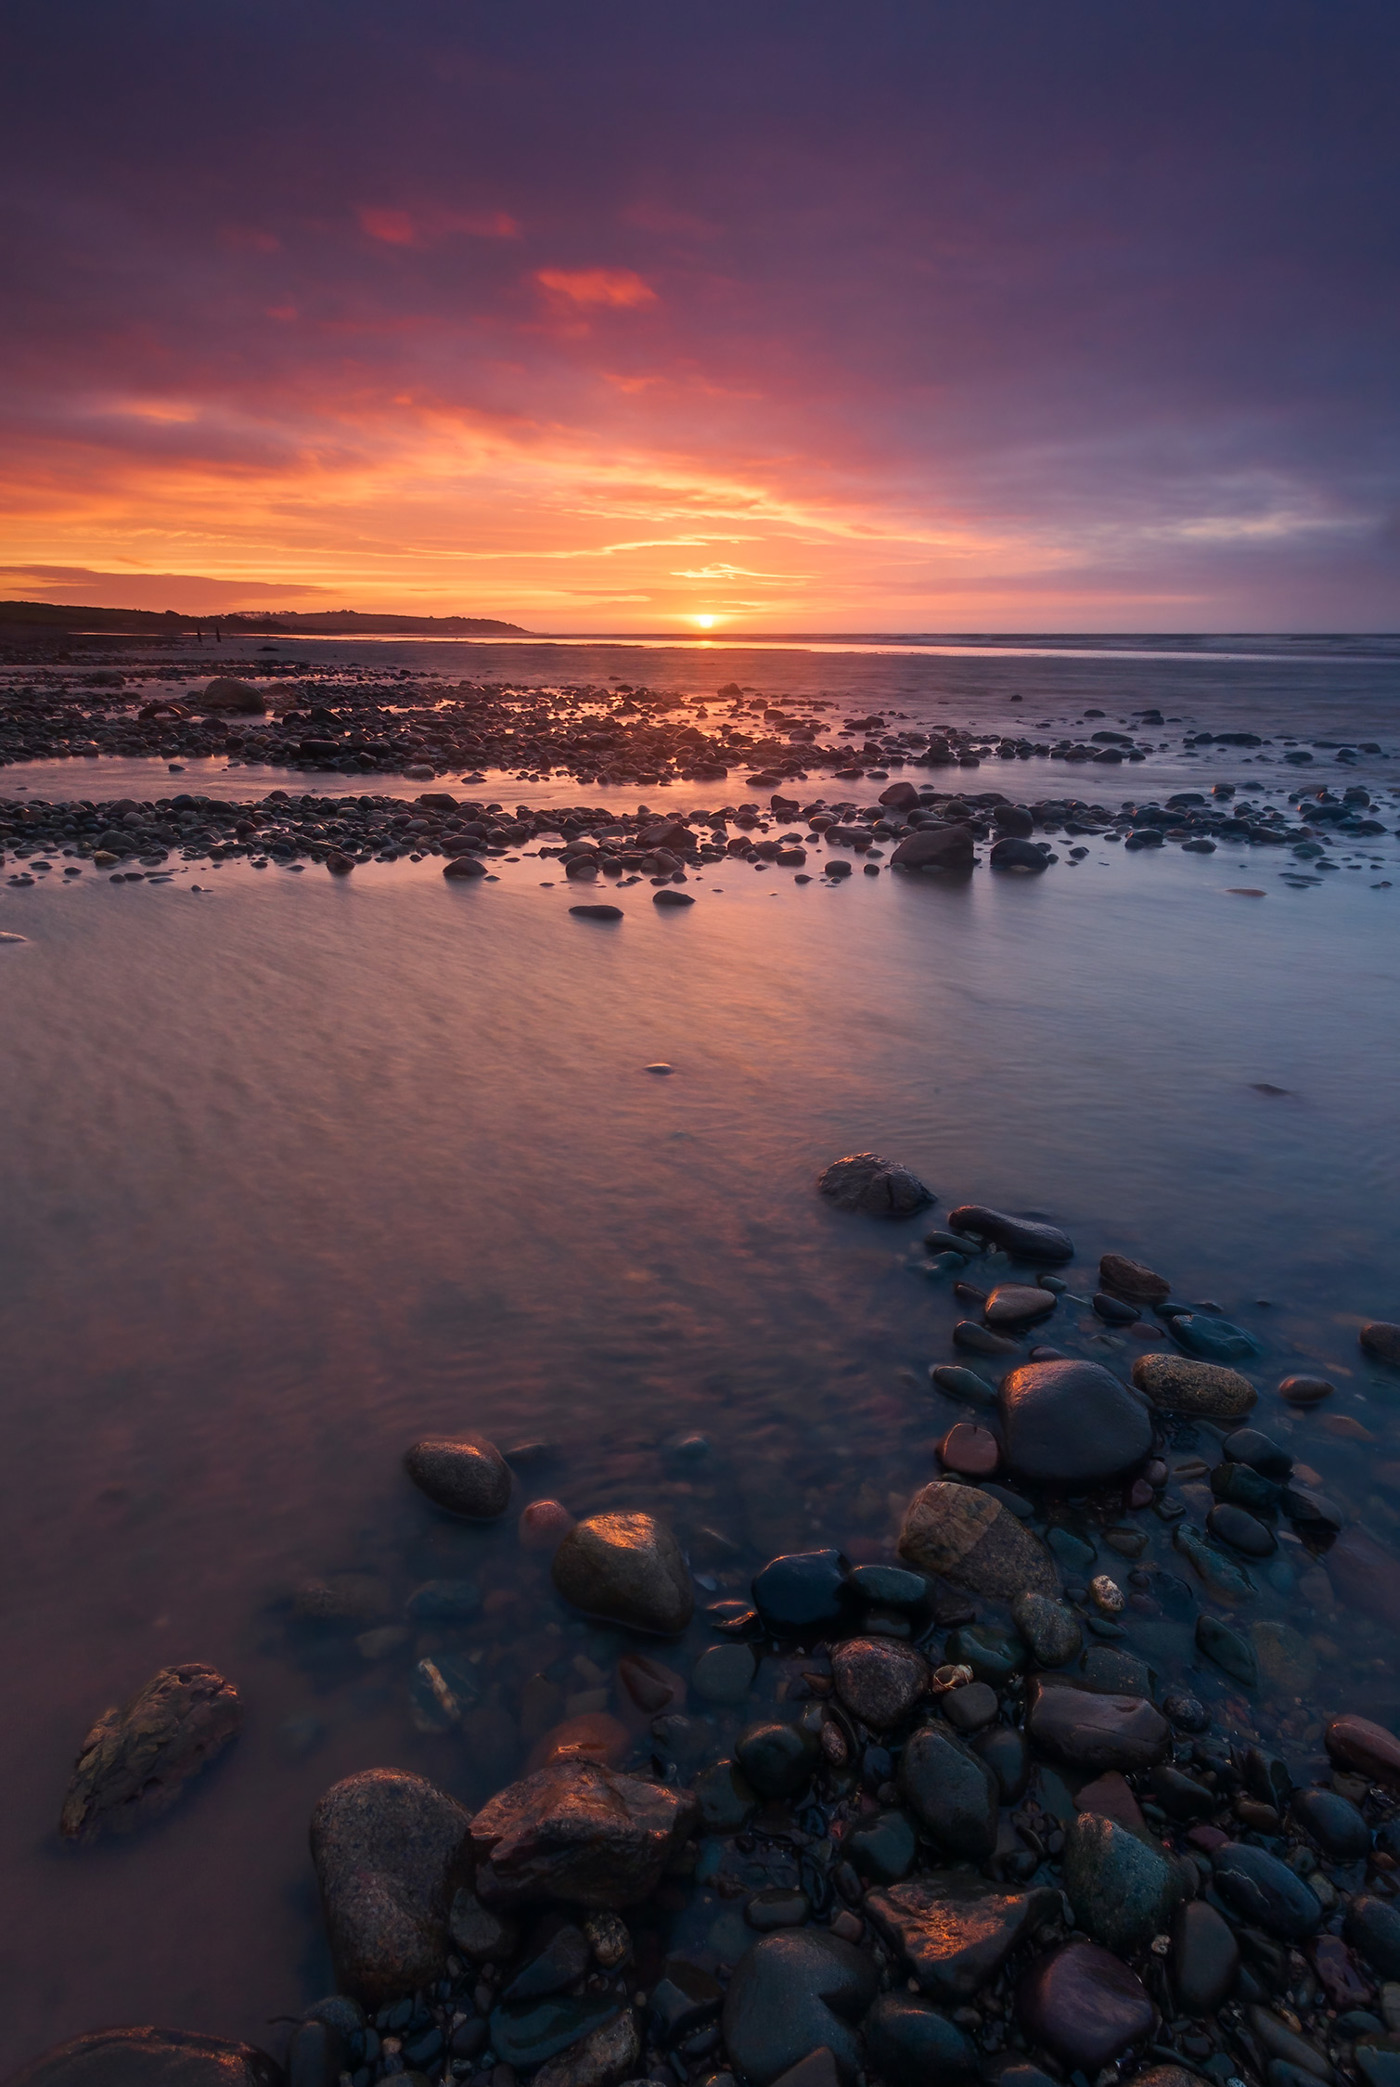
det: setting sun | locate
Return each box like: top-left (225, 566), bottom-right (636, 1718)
top-left (690, 613), bottom-right (719, 628)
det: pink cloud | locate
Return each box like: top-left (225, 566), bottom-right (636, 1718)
top-left (536, 268), bottom-right (657, 309)
top-left (359, 205), bottom-right (520, 247)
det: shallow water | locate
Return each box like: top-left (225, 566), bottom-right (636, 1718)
top-left (2, 643), bottom-right (1400, 2068)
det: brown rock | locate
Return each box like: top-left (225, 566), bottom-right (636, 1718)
top-left (830, 1639), bottom-right (929, 1729)
top-left (5, 2027), bottom-right (281, 2085)
top-left (1131, 1353), bottom-right (1257, 1419)
top-left (472, 1758), bottom-right (697, 1908)
top-left (526, 1712), bottom-right (633, 1773)
top-left (310, 1767), bottom-right (473, 2004)
top-left (1074, 1771), bottom-right (1146, 1832)
top-left (1326, 1714), bottom-right (1400, 1791)
top-left (899, 1481), bottom-right (1057, 1599)
top-left (1361, 1323), bottom-right (1400, 1367)
top-left (198, 677), bottom-right (266, 714)
top-left (60, 1663), bottom-right (241, 1843)
top-left (404, 1434), bottom-right (511, 1518)
top-left (1026, 1678), bottom-right (1170, 1771)
top-left (551, 1512), bottom-right (693, 1634)
top-left (1100, 1254), bottom-right (1171, 1305)
top-left (1016, 1940), bottom-right (1154, 2070)
top-left (866, 1874), bottom-right (1059, 2001)
top-left (984, 1284), bottom-right (1057, 1328)
top-left (532, 2007), bottom-right (641, 2087)
top-left (938, 1422), bottom-right (999, 1478)
top-left (817, 1153), bottom-right (933, 1217)
top-left (1278, 1375), bottom-right (1334, 1405)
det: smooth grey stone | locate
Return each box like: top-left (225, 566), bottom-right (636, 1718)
top-left (899, 1722), bottom-right (999, 1859)
top-left (1211, 1843), bottom-right (1323, 1939)
top-left (1171, 1898), bottom-right (1239, 2013)
top-left (864, 1994), bottom-right (976, 2086)
top-left (721, 1930), bottom-right (879, 2086)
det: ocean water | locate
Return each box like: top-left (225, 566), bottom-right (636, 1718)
top-left (1, 637), bottom-right (1398, 2068)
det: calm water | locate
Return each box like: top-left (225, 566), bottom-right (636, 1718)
top-left (2, 640), bottom-right (1399, 2068)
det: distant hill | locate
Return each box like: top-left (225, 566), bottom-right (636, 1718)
top-left (0, 600), bottom-right (529, 636)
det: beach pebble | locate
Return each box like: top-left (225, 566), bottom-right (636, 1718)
top-left (938, 1421), bottom-right (999, 1477)
top-left (5, 2028), bottom-right (282, 2085)
top-left (890, 824), bottom-right (974, 871)
top-left (59, 1662), bottom-right (242, 1844)
top-left (569, 902), bottom-right (623, 919)
top-left (984, 1282), bottom-right (1057, 1327)
top-left (947, 1204), bottom-right (1074, 1262)
top-left (899, 1481), bottom-right (1056, 1599)
top-left (830, 1637), bottom-right (929, 1728)
top-left (310, 1768), bottom-right (473, 2004)
top-left (898, 1722), bottom-right (999, 1858)
top-left (999, 1358), bottom-right (1152, 1487)
top-left (1016, 1941), bottom-right (1154, 2071)
top-left (472, 1757), bottom-right (697, 1908)
top-left (551, 1511), bottom-right (693, 1633)
top-left (1099, 1252), bottom-right (1171, 1303)
top-left (817, 1151), bottom-right (933, 1217)
top-left (752, 1548), bottom-right (856, 1634)
top-left (1211, 1841), bottom-right (1323, 1938)
top-left (1170, 1899), bottom-right (1239, 2014)
top-left (1132, 1352), bottom-right (1257, 1418)
top-left (721, 1930), bottom-right (877, 2086)
top-left (519, 1499), bottom-right (576, 1551)
top-left (653, 888), bottom-right (695, 907)
top-left (1010, 1590), bottom-right (1082, 1667)
top-left (1025, 1677), bottom-right (1170, 1770)
top-left (404, 1434), bottom-right (512, 1518)
top-left (865, 1872), bottom-right (1059, 2002)
top-left (1361, 1322), bottom-right (1400, 1366)
top-left (1326, 1713), bottom-right (1400, 1789)
top-left (863, 1994), bottom-right (976, 2087)
top-left (1062, 1811), bottom-right (1183, 1953)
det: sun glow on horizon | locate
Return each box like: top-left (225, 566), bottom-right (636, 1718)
top-left (690, 613), bottom-right (720, 628)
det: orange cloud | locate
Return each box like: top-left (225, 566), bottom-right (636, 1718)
top-left (536, 268), bottom-right (657, 309)
top-left (359, 206), bottom-right (520, 247)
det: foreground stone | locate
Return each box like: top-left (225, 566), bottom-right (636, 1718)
top-left (889, 825), bottom-right (974, 872)
top-left (59, 1663), bottom-right (242, 1843)
top-left (1062, 1812), bottom-right (1184, 1953)
top-left (946, 1204), bottom-right (1074, 1261)
top-left (404, 1434), bottom-right (511, 1518)
top-left (863, 1993), bottom-right (976, 2085)
top-left (1099, 1253), bottom-right (1171, 1303)
top-left (899, 1724), bottom-right (999, 1859)
top-left (551, 1512), bottom-right (693, 1633)
top-left (721, 1930), bottom-right (878, 2085)
top-left (998, 1358), bottom-right (1151, 1487)
top-left (1010, 1591), bottom-right (1082, 1667)
top-left (1131, 1353), bottom-right (1257, 1418)
top-left (7, 2027), bottom-right (282, 2085)
top-left (866, 1874), bottom-right (1059, 2001)
top-left (471, 1759), bottom-right (697, 1907)
top-left (1326, 1713), bottom-right (1400, 1790)
top-left (830, 1638), bottom-right (928, 1729)
top-left (899, 1482), bottom-right (1056, 1599)
top-left (817, 1153), bottom-right (933, 1217)
top-left (1026, 1679), bottom-right (1170, 1770)
top-left (1017, 1941), bottom-right (1154, 2070)
top-left (309, 1768), bottom-right (473, 2004)
top-left (1361, 1322), bottom-right (1400, 1366)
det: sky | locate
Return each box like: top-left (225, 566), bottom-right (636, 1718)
top-left (1, 0), bottom-right (1397, 632)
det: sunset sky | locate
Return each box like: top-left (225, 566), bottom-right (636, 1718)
top-left (2, 1), bottom-right (1397, 631)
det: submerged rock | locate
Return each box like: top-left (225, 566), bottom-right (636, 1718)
top-left (898, 1723), bottom-right (1000, 1859)
top-left (946, 1205), bottom-right (1074, 1262)
top-left (1025, 1679), bottom-right (1169, 1770)
top-left (310, 1767), bottom-right (473, 2005)
top-left (551, 1512), bottom-right (693, 1633)
top-left (1010, 1592), bottom-right (1082, 1668)
top-left (866, 1873), bottom-right (1059, 2001)
top-left (831, 1638), bottom-right (929, 1729)
top-left (1017, 1941), bottom-right (1154, 2070)
top-left (59, 1662), bottom-right (242, 1843)
top-left (721, 1929), bottom-right (878, 2086)
top-left (1100, 1253), bottom-right (1171, 1304)
top-left (752, 1549), bottom-right (856, 1635)
top-left (471, 1758), bottom-right (697, 1908)
top-left (1326, 1714), bottom-right (1400, 1790)
top-left (6, 2028), bottom-right (282, 2085)
top-left (404, 1434), bottom-right (511, 1518)
top-left (1360, 1323), bottom-right (1400, 1367)
top-left (1211, 1842), bottom-right (1323, 1939)
top-left (817, 1153), bottom-right (933, 1217)
top-left (998, 1359), bottom-right (1151, 1487)
top-left (1062, 1812), bottom-right (1184, 1953)
top-left (863, 1993), bottom-right (976, 2085)
top-left (899, 1481), bottom-right (1056, 1599)
top-left (1132, 1353), bottom-right (1257, 1419)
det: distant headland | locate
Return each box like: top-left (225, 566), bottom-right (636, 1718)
top-left (0, 600), bottom-right (529, 637)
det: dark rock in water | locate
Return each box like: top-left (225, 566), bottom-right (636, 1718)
top-left (747, 1887), bottom-right (812, 1931)
top-left (449, 1887), bottom-right (519, 1961)
top-left (1361, 1323), bottom-right (1400, 1367)
top-left (752, 1549), bottom-right (856, 1635)
top-left (693, 1759), bottom-right (758, 1832)
top-left (1211, 1843), bottom-right (1323, 1939)
top-left (1170, 1313), bottom-right (1262, 1362)
top-left (817, 1152), bottom-right (933, 1217)
top-left (653, 889), bottom-right (695, 907)
top-left (648, 1956), bottom-right (724, 2046)
top-left (1062, 1812), bottom-right (1184, 1953)
top-left (721, 1929), bottom-right (879, 2085)
top-left (890, 824), bottom-right (975, 872)
top-left (898, 1723), bottom-right (999, 1859)
top-left (880, 781), bottom-right (922, 809)
top-left (1196, 1614), bottom-right (1259, 1687)
top-left (531, 2009), bottom-right (640, 2087)
top-left (1099, 1253), bottom-right (1171, 1304)
top-left (849, 1563), bottom-right (929, 1614)
top-left (1132, 1353), bottom-right (1257, 1419)
top-left (1278, 1374), bottom-right (1334, 1405)
top-left (1010, 1592), bottom-right (1081, 1667)
top-left (954, 1320), bottom-right (1021, 1357)
top-left (844, 1808), bottom-right (919, 1884)
top-left (768, 2054), bottom-right (842, 2087)
top-left (471, 1758), bottom-right (697, 1908)
top-left (1093, 1291), bottom-right (1139, 1325)
top-left (310, 1768), bottom-right (473, 2005)
top-left (1326, 1713), bottom-right (1400, 1790)
top-left (1244, 2006), bottom-right (1336, 2086)
top-left (998, 1359), bottom-right (1151, 1487)
top-left (1170, 1898), bottom-right (1239, 2014)
top-left (1353, 2049), bottom-right (1400, 2087)
top-left (866, 1873), bottom-right (1058, 2001)
top-left (736, 1719), bottom-right (819, 1800)
top-left (569, 903), bottom-right (623, 919)
top-left (1347, 1897), bottom-right (1400, 1980)
top-left (984, 1283), bottom-right (1057, 1329)
top-left (505, 1923), bottom-right (592, 2001)
top-left (404, 1434), bottom-right (511, 1519)
top-left (1025, 1679), bottom-right (1169, 1770)
top-left (831, 1638), bottom-right (929, 1728)
top-left (551, 1511), bottom-right (693, 1633)
top-left (59, 1662), bottom-right (242, 1843)
top-left (1326, 1528), bottom-right (1400, 1629)
top-left (989, 836), bottom-right (1049, 871)
top-left (994, 804), bottom-right (1035, 836)
top-left (947, 1204), bottom-right (1073, 1262)
top-left (1016, 1941), bottom-right (1154, 2070)
top-left (944, 1623), bottom-right (1024, 1686)
top-left (863, 1993), bottom-right (976, 2085)
top-left (975, 1724), bottom-right (1031, 1803)
top-left (1207, 1503), bottom-right (1276, 1556)
top-left (6, 2028), bottom-right (283, 2085)
top-left (443, 854), bottom-right (488, 878)
top-left (406, 1577), bottom-right (483, 1620)
top-left (899, 1482), bottom-right (1057, 1599)
top-left (489, 1993), bottom-right (620, 2069)
top-left (1223, 1426), bottom-right (1293, 1478)
top-left (1151, 1765), bottom-right (1216, 1821)
top-left (1293, 1788), bottom-right (1371, 1861)
top-left (199, 676), bottom-right (266, 714)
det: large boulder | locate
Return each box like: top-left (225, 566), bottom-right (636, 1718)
top-left (890, 825), bottom-right (974, 872)
top-left (197, 678), bottom-right (266, 714)
top-left (471, 1758), bottom-right (697, 1908)
top-left (817, 1154), bottom-right (933, 1218)
top-left (59, 1663), bottom-right (241, 1843)
top-left (309, 1768), bottom-right (474, 2005)
top-left (5, 2028), bottom-right (282, 2085)
top-left (998, 1360), bottom-right (1152, 1488)
top-left (721, 1930), bottom-right (879, 2086)
top-left (551, 1512), bottom-right (693, 1634)
top-left (404, 1434), bottom-right (511, 1518)
top-left (899, 1482), bottom-right (1057, 1599)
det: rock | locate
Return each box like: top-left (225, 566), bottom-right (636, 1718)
top-left (506, 1924), bottom-right (594, 2001)
top-left (444, 855), bottom-right (488, 878)
top-left (1010, 1592), bottom-right (1082, 1668)
top-left (998, 1359), bottom-right (1151, 1488)
top-left (528, 1712), bottom-right (631, 1773)
top-left (648, 1956), bottom-right (723, 2045)
top-left (899, 1482), bottom-right (1056, 1600)
top-left (879, 782), bottom-right (922, 809)
top-left (292, 1574), bottom-right (390, 1625)
top-left (994, 804), bottom-right (1036, 836)
top-left (1279, 1375), bottom-right (1334, 1405)
top-left (1348, 1899), bottom-right (1400, 1980)
top-left (1244, 2006), bottom-right (1335, 2085)
top-left (309, 1768), bottom-right (473, 2005)
top-left (692, 1644), bottom-right (757, 1705)
top-left (1252, 1620), bottom-right (1317, 1693)
top-left (946, 1206), bottom-right (1073, 1262)
top-left (976, 1725), bottom-right (1031, 1803)
top-left (721, 1930), bottom-right (879, 2086)
top-left (817, 1153), bottom-right (933, 1217)
top-left (1327, 1529), bottom-right (1400, 1629)
top-left (490, 1995), bottom-right (621, 2070)
top-left (569, 904), bottom-right (623, 919)
top-left (843, 1809), bottom-right (919, 1885)
top-left (830, 1639), bottom-right (929, 1728)
top-left (1362, 1324), bottom-right (1400, 1367)
top-left (449, 1887), bottom-right (519, 1961)
top-left (770, 2054), bottom-right (841, 2087)
top-left (1196, 1614), bottom-right (1259, 1688)
top-left (6, 2028), bottom-right (283, 2085)
top-left (520, 1499), bottom-right (576, 1551)
top-left (1062, 1813), bottom-right (1184, 1953)
top-left (1327, 1714), bottom-right (1400, 1790)
top-left (1293, 1788), bottom-right (1371, 1861)
top-left (1016, 1941), bottom-right (1154, 2070)
top-left (694, 1760), bottom-right (758, 1833)
top-left (532, 2009), bottom-right (641, 2087)
top-left (752, 1550), bottom-right (857, 1636)
top-left (1170, 1899), bottom-right (1239, 2014)
top-left (1210, 1843), bottom-right (1323, 1939)
top-left (989, 837), bottom-right (1049, 871)
top-left (1131, 1353), bottom-right (1257, 1419)
top-left (984, 1284), bottom-right (1057, 1328)
top-left (863, 1994), bottom-right (976, 2085)
top-left (890, 825), bottom-right (974, 872)
top-left (1099, 1254), bottom-right (1171, 1305)
top-left (1173, 1521), bottom-right (1255, 1602)
top-left (736, 1720), bottom-right (819, 1800)
top-left (404, 1435), bottom-right (511, 1518)
top-left (653, 889), bottom-right (695, 908)
top-left (1170, 1314), bottom-right (1262, 1363)
top-left (1207, 1503), bottom-right (1276, 1556)
top-left (1025, 1679), bottom-right (1170, 1770)
top-left (199, 677), bottom-right (266, 713)
top-left (866, 1875), bottom-right (1059, 2001)
top-left (59, 1662), bottom-right (242, 1843)
top-left (551, 1513), bottom-right (693, 1634)
top-left (938, 1422), bottom-right (999, 1477)
top-left (943, 1681), bottom-right (998, 1733)
top-left (898, 1723), bottom-right (999, 1859)
top-left (471, 1758), bottom-right (697, 1908)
